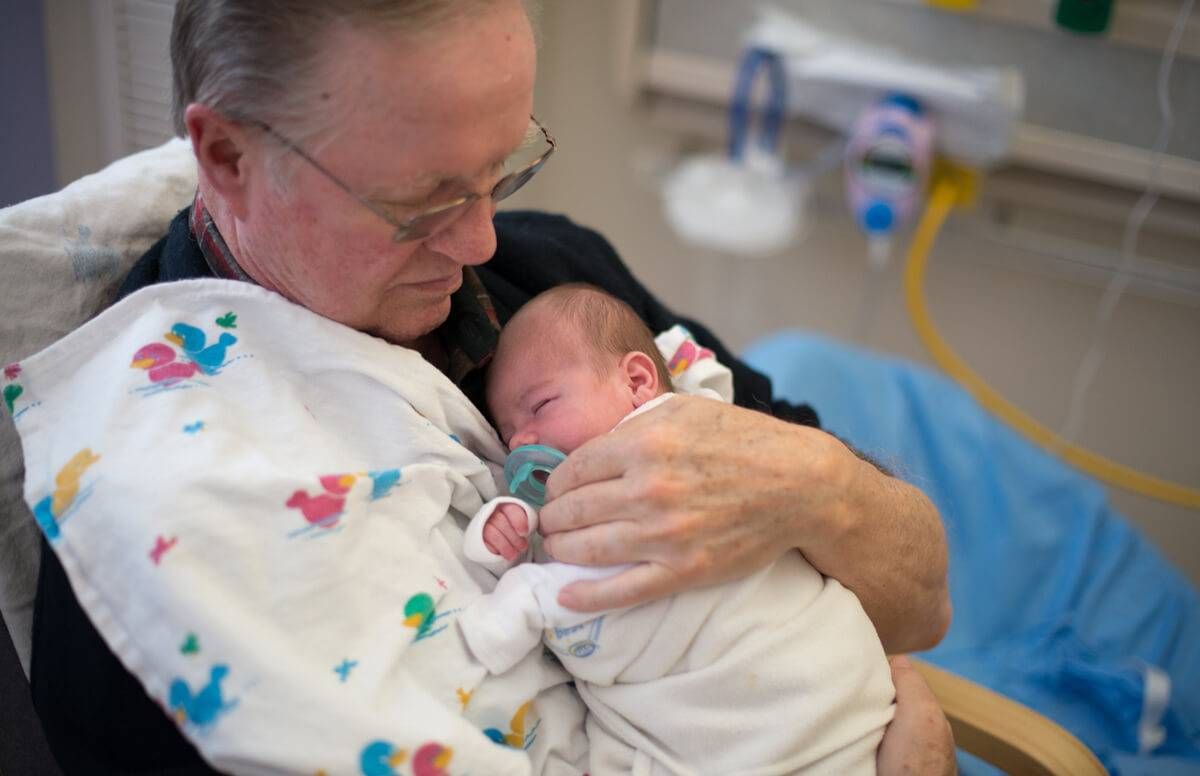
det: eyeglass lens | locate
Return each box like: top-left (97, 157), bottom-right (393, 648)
top-left (392, 153), bottom-right (552, 242)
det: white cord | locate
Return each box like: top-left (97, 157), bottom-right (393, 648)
top-left (1060, 0), bottom-right (1196, 442)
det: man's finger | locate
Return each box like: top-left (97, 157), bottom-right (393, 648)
top-left (542, 521), bottom-right (646, 568)
top-left (558, 562), bottom-right (682, 612)
top-left (878, 655), bottom-right (957, 776)
top-left (888, 655), bottom-right (935, 703)
top-left (544, 430), bottom-right (631, 501)
top-left (540, 478), bottom-right (642, 535)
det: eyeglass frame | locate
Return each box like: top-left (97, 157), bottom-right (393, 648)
top-left (249, 115), bottom-right (556, 243)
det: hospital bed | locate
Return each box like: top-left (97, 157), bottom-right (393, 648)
top-left (2, 139), bottom-right (1187, 774)
top-left (744, 333), bottom-right (1200, 775)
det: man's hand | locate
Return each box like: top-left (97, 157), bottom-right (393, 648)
top-left (539, 395), bottom-right (951, 653)
top-left (482, 502), bottom-right (530, 561)
top-left (540, 396), bottom-right (853, 605)
top-left (877, 656), bottom-right (956, 776)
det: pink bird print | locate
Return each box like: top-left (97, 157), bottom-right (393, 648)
top-left (285, 490), bottom-right (346, 527)
top-left (286, 474), bottom-right (358, 528)
top-left (411, 742), bottom-right (453, 776)
top-left (150, 535), bottom-right (178, 565)
top-left (130, 343), bottom-right (201, 384)
top-left (667, 339), bottom-right (714, 378)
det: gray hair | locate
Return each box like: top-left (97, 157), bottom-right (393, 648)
top-left (170, 0), bottom-right (538, 145)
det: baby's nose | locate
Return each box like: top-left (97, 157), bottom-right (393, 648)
top-left (509, 429), bottom-right (537, 449)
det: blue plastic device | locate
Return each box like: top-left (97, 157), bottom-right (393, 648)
top-left (503, 444), bottom-right (567, 507)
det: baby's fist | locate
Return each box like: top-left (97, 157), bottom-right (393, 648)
top-left (483, 503), bottom-right (531, 561)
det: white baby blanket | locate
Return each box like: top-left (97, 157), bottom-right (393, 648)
top-left (12, 279), bottom-right (589, 776)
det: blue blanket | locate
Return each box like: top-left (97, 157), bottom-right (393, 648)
top-left (744, 332), bottom-right (1200, 774)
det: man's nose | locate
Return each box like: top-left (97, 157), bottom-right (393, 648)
top-left (424, 198), bottom-right (497, 266)
top-left (509, 429), bottom-right (537, 449)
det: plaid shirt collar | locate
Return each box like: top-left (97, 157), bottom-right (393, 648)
top-left (190, 191), bottom-right (253, 282)
top-left (188, 191), bottom-right (500, 387)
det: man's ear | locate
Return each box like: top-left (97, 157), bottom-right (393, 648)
top-left (185, 103), bottom-right (255, 220)
top-left (621, 351), bottom-right (661, 407)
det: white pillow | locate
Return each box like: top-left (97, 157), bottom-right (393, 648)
top-left (0, 138), bottom-right (197, 675)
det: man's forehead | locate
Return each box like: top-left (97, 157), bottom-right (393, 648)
top-left (314, 15), bottom-right (536, 197)
top-left (319, 5), bottom-right (535, 123)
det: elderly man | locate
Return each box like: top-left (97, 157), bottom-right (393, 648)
top-left (30, 0), bottom-right (952, 773)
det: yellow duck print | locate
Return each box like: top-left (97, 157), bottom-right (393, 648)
top-left (484, 699), bottom-right (537, 749)
top-left (52, 448), bottom-right (101, 516)
top-left (34, 448), bottom-right (101, 541)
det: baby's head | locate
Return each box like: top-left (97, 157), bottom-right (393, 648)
top-left (487, 284), bottom-right (672, 453)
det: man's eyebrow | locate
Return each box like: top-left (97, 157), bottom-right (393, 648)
top-left (373, 151), bottom-right (513, 204)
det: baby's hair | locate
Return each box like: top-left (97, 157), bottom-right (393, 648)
top-left (519, 283), bottom-right (673, 390)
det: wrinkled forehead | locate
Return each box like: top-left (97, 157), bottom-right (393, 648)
top-left (311, 2), bottom-right (537, 188)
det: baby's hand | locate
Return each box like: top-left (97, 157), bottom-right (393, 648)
top-left (483, 503), bottom-right (531, 561)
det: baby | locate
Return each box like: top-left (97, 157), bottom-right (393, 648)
top-left (457, 284), bottom-right (895, 775)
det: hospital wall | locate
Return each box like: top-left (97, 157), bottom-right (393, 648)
top-left (506, 1), bottom-right (1200, 585)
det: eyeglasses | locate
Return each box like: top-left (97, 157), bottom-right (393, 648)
top-left (252, 116), bottom-right (556, 243)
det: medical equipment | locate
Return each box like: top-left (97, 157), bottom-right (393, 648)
top-left (900, 0), bottom-right (1200, 510)
top-left (739, 4), bottom-right (1199, 507)
top-left (745, 7), bottom-right (1023, 167)
top-left (661, 47), bottom-right (810, 257)
top-left (1061, 0), bottom-right (1195, 445)
top-left (906, 163), bottom-right (1200, 509)
top-left (844, 93), bottom-right (934, 268)
top-left (503, 444), bottom-right (567, 506)
top-left (1056, 0), bottom-right (1115, 34)
top-left (733, 7), bottom-right (1021, 342)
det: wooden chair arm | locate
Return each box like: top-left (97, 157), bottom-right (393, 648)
top-left (912, 659), bottom-right (1107, 775)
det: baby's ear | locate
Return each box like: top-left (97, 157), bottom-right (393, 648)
top-left (621, 351), bottom-right (661, 406)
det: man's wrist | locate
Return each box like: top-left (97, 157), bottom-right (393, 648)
top-left (792, 427), bottom-right (865, 557)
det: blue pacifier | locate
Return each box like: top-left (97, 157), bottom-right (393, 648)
top-left (504, 444), bottom-right (567, 507)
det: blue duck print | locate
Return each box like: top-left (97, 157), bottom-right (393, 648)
top-left (367, 469), bottom-right (401, 501)
top-left (360, 739), bottom-right (402, 776)
top-left (32, 498), bottom-right (59, 541)
top-left (166, 322), bottom-right (237, 375)
top-left (169, 663), bottom-right (237, 727)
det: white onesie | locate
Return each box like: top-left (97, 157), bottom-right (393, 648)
top-left (457, 381), bottom-right (895, 774)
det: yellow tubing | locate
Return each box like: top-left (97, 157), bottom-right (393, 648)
top-left (904, 171), bottom-right (1200, 509)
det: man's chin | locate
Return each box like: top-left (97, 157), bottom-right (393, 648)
top-left (372, 294), bottom-right (453, 346)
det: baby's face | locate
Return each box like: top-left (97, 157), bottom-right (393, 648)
top-left (487, 323), bottom-right (641, 454)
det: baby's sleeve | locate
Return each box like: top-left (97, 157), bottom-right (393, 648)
top-left (458, 562), bottom-right (627, 675)
top-left (462, 496), bottom-right (539, 576)
top-left (655, 324), bottom-right (734, 402)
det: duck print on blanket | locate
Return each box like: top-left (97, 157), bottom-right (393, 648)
top-left (482, 699), bottom-right (540, 751)
top-left (168, 663), bottom-right (238, 730)
top-left (3, 362), bottom-right (36, 420)
top-left (31, 448), bottom-right (101, 541)
top-left (359, 740), bottom-right (453, 776)
top-left (403, 593), bottom-right (458, 642)
top-left (286, 469), bottom-right (402, 539)
top-left (130, 316), bottom-right (242, 396)
top-left (666, 335), bottom-right (714, 378)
